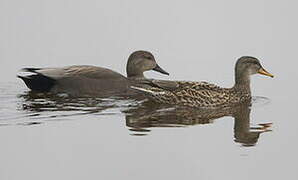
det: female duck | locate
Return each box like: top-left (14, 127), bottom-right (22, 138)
top-left (18, 50), bottom-right (169, 97)
top-left (131, 56), bottom-right (273, 108)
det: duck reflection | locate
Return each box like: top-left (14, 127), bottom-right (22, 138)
top-left (19, 91), bottom-right (115, 113)
top-left (18, 91), bottom-right (272, 147)
top-left (17, 91), bottom-right (139, 122)
top-left (125, 101), bottom-right (272, 146)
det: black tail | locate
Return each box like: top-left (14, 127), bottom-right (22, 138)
top-left (18, 74), bottom-right (56, 92)
top-left (21, 68), bottom-right (42, 73)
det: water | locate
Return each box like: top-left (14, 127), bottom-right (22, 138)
top-left (1, 0), bottom-right (298, 179)
top-left (0, 82), bottom-right (272, 139)
top-left (0, 80), bottom-right (296, 179)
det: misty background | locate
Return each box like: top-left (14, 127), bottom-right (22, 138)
top-left (1, 0), bottom-right (296, 91)
top-left (1, 0), bottom-right (298, 180)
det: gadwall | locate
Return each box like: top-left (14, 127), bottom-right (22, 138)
top-left (131, 56), bottom-right (273, 108)
top-left (18, 50), bottom-right (169, 97)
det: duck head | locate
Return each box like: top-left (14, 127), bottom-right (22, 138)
top-left (126, 51), bottom-right (169, 78)
top-left (235, 56), bottom-right (273, 86)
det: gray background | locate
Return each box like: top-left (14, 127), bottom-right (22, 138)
top-left (1, 0), bottom-right (295, 85)
top-left (0, 0), bottom-right (297, 179)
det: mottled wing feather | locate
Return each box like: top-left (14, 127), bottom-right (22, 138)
top-left (143, 81), bottom-right (232, 108)
top-left (171, 81), bottom-right (230, 107)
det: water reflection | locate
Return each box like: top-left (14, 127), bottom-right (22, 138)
top-left (14, 91), bottom-right (272, 146)
top-left (125, 101), bottom-right (272, 146)
top-left (19, 91), bottom-right (126, 113)
top-left (9, 91), bottom-right (141, 125)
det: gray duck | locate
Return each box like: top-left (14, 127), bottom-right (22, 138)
top-left (131, 56), bottom-right (273, 108)
top-left (18, 50), bottom-right (169, 97)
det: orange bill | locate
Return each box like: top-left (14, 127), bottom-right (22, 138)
top-left (258, 68), bottom-right (274, 78)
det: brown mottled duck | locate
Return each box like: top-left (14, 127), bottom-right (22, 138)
top-left (131, 56), bottom-right (273, 108)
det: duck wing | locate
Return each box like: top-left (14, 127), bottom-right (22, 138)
top-left (173, 82), bottom-right (231, 105)
top-left (25, 65), bottom-right (126, 80)
top-left (132, 80), bottom-right (231, 107)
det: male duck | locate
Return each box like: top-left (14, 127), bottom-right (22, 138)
top-left (131, 56), bottom-right (273, 108)
top-left (18, 50), bottom-right (169, 97)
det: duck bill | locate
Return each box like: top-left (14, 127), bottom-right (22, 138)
top-left (258, 68), bottom-right (274, 78)
top-left (153, 64), bottom-right (170, 75)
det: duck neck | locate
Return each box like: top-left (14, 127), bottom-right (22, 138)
top-left (126, 61), bottom-right (146, 79)
top-left (233, 70), bottom-right (251, 95)
top-left (127, 73), bottom-right (145, 80)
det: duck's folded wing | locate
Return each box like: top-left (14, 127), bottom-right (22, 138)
top-left (173, 82), bottom-right (231, 106)
top-left (30, 65), bottom-right (126, 80)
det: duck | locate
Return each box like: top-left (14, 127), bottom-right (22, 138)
top-left (131, 56), bottom-right (273, 108)
top-left (18, 50), bottom-right (169, 97)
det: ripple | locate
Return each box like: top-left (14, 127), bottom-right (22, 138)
top-left (0, 82), bottom-right (142, 126)
top-left (0, 82), bottom-right (273, 147)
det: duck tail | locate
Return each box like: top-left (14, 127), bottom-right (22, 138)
top-left (21, 68), bottom-right (41, 73)
top-left (17, 74), bottom-right (56, 92)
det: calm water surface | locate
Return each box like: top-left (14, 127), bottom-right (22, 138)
top-left (0, 79), bottom-right (296, 179)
